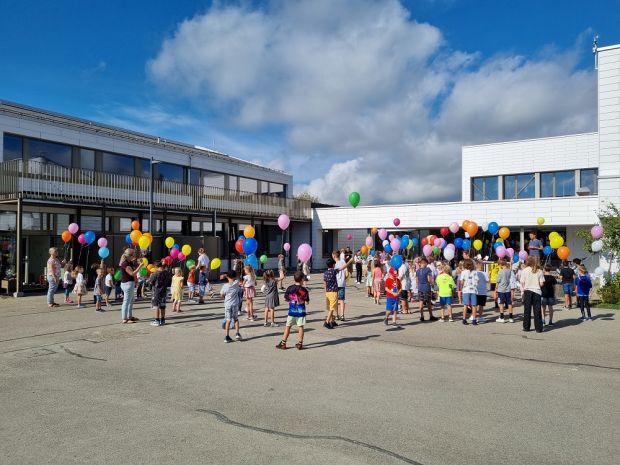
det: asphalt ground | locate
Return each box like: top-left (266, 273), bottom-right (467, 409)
top-left (1, 275), bottom-right (618, 465)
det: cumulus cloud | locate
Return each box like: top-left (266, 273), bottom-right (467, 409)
top-left (147, 0), bottom-right (597, 205)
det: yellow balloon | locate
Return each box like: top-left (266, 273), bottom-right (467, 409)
top-left (210, 258), bottom-right (222, 270)
top-left (537, 217), bottom-right (545, 225)
top-left (407, 241), bottom-right (413, 250)
top-left (473, 239), bottom-right (483, 251)
top-left (549, 231), bottom-right (559, 239)
top-left (244, 225), bottom-right (255, 238)
top-left (550, 235), bottom-right (564, 249)
top-left (181, 244), bottom-right (192, 256)
top-left (165, 236), bottom-right (174, 248)
top-left (138, 235), bottom-right (150, 250)
top-left (142, 258), bottom-right (148, 267)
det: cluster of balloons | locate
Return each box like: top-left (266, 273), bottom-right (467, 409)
top-left (164, 236), bottom-right (192, 262)
top-left (545, 231), bottom-right (570, 260)
top-left (591, 225), bottom-right (605, 253)
top-left (123, 221), bottom-right (154, 252)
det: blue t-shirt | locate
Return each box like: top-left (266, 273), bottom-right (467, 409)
top-left (284, 284), bottom-right (310, 317)
top-left (575, 274), bottom-right (592, 296)
top-left (416, 267), bottom-right (433, 292)
top-left (323, 268), bottom-right (338, 292)
top-left (529, 239), bottom-right (542, 256)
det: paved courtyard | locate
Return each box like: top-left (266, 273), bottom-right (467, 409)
top-left (1, 276), bottom-right (618, 465)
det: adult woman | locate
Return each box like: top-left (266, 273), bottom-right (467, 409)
top-left (46, 247), bottom-right (62, 308)
top-left (119, 248), bottom-right (143, 324)
top-left (519, 256), bottom-right (545, 333)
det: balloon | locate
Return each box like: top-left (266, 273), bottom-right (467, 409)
top-left (138, 236), bottom-right (150, 250)
top-left (185, 259), bottom-right (196, 268)
top-left (260, 254), bottom-right (268, 264)
top-left (139, 267), bottom-right (148, 277)
top-left (411, 237), bottom-right (419, 247)
top-left (382, 240), bottom-right (389, 247)
top-left (360, 245), bottom-right (369, 255)
top-left (591, 240), bottom-right (603, 253)
top-left (68, 223), bottom-right (79, 234)
top-left (346, 234), bottom-right (353, 241)
top-left (131, 220), bottom-right (140, 230)
top-left (557, 246), bottom-right (570, 261)
top-left (130, 230), bottom-right (142, 245)
top-left (243, 237), bottom-right (258, 255)
top-left (439, 227), bottom-right (449, 237)
top-left (462, 239), bottom-right (471, 250)
top-left (498, 227), bottom-right (510, 240)
top-left (390, 255), bottom-right (403, 269)
top-left (181, 244), bottom-right (192, 256)
top-left (147, 265), bottom-right (156, 273)
top-left (371, 227), bottom-right (378, 235)
top-left (388, 234), bottom-right (394, 241)
top-left (591, 225), bottom-right (604, 240)
top-left (384, 243), bottom-right (392, 253)
top-left (97, 237), bottom-right (108, 248)
top-left (454, 238), bottom-right (463, 249)
top-left (378, 229), bottom-right (388, 241)
top-left (297, 243), bottom-right (313, 263)
top-left (170, 248), bottom-right (179, 259)
top-left (427, 235), bottom-right (437, 245)
top-left (481, 222), bottom-right (488, 232)
top-left (433, 238), bottom-right (441, 247)
top-left (423, 244), bottom-right (433, 256)
top-left (348, 192), bottom-right (361, 208)
top-left (462, 220), bottom-right (471, 231)
top-left (449, 222), bottom-right (460, 234)
top-left (365, 236), bottom-right (373, 247)
top-left (98, 247), bottom-right (109, 259)
top-left (390, 238), bottom-right (401, 252)
top-left (165, 236), bottom-right (174, 249)
top-left (278, 214), bottom-right (290, 230)
top-left (210, 258), bottom-right (222, 270)
top-left (283, 243), bottom-right (291, 252)
top-left (114, 270), bottom-right (122, 281)
top-left (235, 239), bottom-right (245, 254)
top-left (518, 250), bottom-right (528, 261)
top-left (443, 247), bottom-right (455, 261)
top-left (177, 252), bottom-right (186, 261)
top-left (407, 241), bottom-right (413, 250)
top-left (488, 222), bottom-right (499, 235)
top-left (61, 231), bottom-right (72, 243)
top-left (513, 255), bottom-right (520, 263)
top-left (77, 234), bottom-right (87, 245)
top-left (143, 258), bottom-right (148, 267)
top-left (473, 239), bottom-right (483, 251)
top-left (464, 232), bottom-right (470, 239)
top-left (400, 235), bottom-right (409, 250)
top-left (496, 246), bottom-right (507, 258)
top-left (594, 266), bottom-right (605, 277)
top-left (466, 221), bottom-right (478, 237)
top-left (84, 230), bottom-right (96, 245)
top-left (493, 242), bottom-right (502, 250)
top-left (446, 243), bottom-right (456, 250)
top-left (125, 233), bottom-right (133, 245)
top-left (238, 235), bottom-right (245, 241)
top-left (244, 225), bottom-right (255, 239)
top-left (243, 255), bottom-right (256, 269)
top-left (543, 245), bottom-right (553, 256)
top-left (550, 235), bottom-right (564, 249)
top-left (393, 218), bottom-right (400, 227)
top-left (549, 231), bottom-right (559, 239)
top-left (432, 246), bottom-right (440, 255)
top-left (537, 217), bottom-right (545, 225)
top-left (506, 248), bottom-right (515, 257)
top-left (162, 256), bottom-right (173, 266)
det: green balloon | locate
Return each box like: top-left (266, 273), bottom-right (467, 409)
top-left (259, 254), bottom-right (268, 264)
top-left (186, 259), bottom-right (196, 269)
top-left (114, 270), bottom-right (122, 281)
top-left (348, 191), bottom-right (360, 208)
top-left (139, 267), bottom-right (148, 277)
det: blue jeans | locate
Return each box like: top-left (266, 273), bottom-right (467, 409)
top-left (120, 282), bottom-right (135, 320)
top-left (47, 277), bottom-right (58, 305)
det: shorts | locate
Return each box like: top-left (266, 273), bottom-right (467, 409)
top-left (476, 295), bottom-right (488, 307)
top-left (94, 295), bottom-right (102, 302)
top-left (562, 283), bottom-right (574, 295)
top-left (439, 296), bottom-right (453, 306)
top-left (104, 286), bottom-right (113, 296)
top-left (418, 291), bottom-right (432, 304)
top-left (541, 297), bottom-right (556, 306)
top-left (224, 306), bottom-right (239, 322)
top-left (386, 297), bottom-right (399, 313)
top-left (286, 315), bottom-right (306, 327)
top-left (325, 292), bottom-right (338, 311)
top-left (498, 292), bottom-right (512, 306)
top-left (400, 290), bottom-right (409, 300)
top-left (337, 287), bottom-right (346, 301)
top-left (462, 293), bottom-right (477, 306)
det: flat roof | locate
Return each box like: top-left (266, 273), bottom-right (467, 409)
top-left (0, 99), bottom-right (289, 177)
top-left (462, 131), bottom-right (597, 150)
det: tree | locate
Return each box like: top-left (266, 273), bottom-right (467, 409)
top-left (576, 202), bottom-right (620, 272)
top-left (294, 191), bottom-right (321, 203)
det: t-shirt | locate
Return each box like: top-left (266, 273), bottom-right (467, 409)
top-left (335, 259), bottom-right (346, 287)
top-left (528, 239), bottom-right (542, 256)
top-left (94, 276), bottom-right (104, 296)
top-left (575, 275), bottom-right (592, 296)
top-left (221, 281), bottom-right (243, 309)
top-left (488, 263), bottom-right (500, 284)
top-left (324, 268), bottom-right (338, 292)
top-left (187, 269), bottom-right (196, 284)
top-left (47, 258), bottom-right (61, 280)
top-left (416, 267), bottom-right (433, 292)
top-left (460, 269), bottom-right (479, 294)
top-left (284, 284), bottom-right (310, 317)
top-left (520, 267), bottom-right (544, 294)
top-left (496, 268), bottom-right (512, 293)
top-left (243, 275), bottom-right (255, 288)
top-left (104, 274), bottom-right (113, 287)
top-left (197, 253), bottom-right (210, 270)
top-left (435, 273), bottom-right (455, 298)
top-left (398, 264), bottom-right (411, 290)
top-left (559, 267), bottom-right (575, 284)
top-left (476, 271), bottom-right (489, 296)
top-left (541, 275), bottom-right (557, 298)
top-left (120, 260), bottom-right (135, 283)
top-left (385, 276), bottom-right (401, 299)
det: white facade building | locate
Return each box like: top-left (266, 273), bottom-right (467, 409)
top-left (311, 43), bottom-right (620, 272)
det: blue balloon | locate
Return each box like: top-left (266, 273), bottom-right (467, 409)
top-left (412, 237), bottom-right (419, 247)
top-left (454, 237), bottom-right (464, 249)
top-left (370, 250), bottom-right (376, 256)
top-left (84, 230), bottom-right (96, 245)
top-left (400, 235), bottom-right (409, 250)
top-left (462, 239), bottom-right (471, 250)
top-left (488, 222), bottom-right (500, 235)
top-left (125, 233), bottom-right (133, 245)
top-left (172, 243), bottom-right (180, 249)
top-left (238, 235), bottom-right (245, 241)
top-left (493, 242), bottom-right (503, 250)
top-left (98, 247), bottom-right (109, 259)
top-left (384, 243), bottom-right (392, 253)
top-left (513, 255), bottom-right (520, 263)
top-left (543, 245), bottom-right (553, 256)
top-left (243, 237), bottom-right (258, 255)
top-left (245, 254), bottom-right (258, 269)
top-left (390, 255), bottom-right (403, 269)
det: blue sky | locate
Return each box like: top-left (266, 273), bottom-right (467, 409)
top-left (2, 0), bottom-right (619, 204)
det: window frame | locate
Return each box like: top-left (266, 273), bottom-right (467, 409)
top-left (471, 176), bottom-right (498, 201)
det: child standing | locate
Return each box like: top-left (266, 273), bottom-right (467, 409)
top-left (276, 271), bottom-right (310, 350)
top-left (384, 268), bottom-right (401, 326)
top-left (243, 265), bottom-right (257, 321)
top-left (187, 265), bottom-right (197, 302)
top-left (302, 260), bottom-right (310, 282)
top-left (262, 269), bottom-right (280, 327)
top-left (62, 263), bottom-right (74, 304)
top-left (496, 261), bottom-right (514, 323)
top-left (104, 267), bottom-right (114, 308)
top-left (416, 258), bottom-right (438, 322)
top-left (558, 261), bottom-right (576, 309)
top-left (475, 262), bottom-right (489, 323)
top-left (324, 258), bottom-right (339, 328)
top-left (220, 270), bottom-right (243, 342)
top-left (372, 259), bottom-right (384, 305)
top-left (197, 265), bottom-right (209, 304)
top-left (171, 267), bottom-right (184, 313)
top-left (575, 265), bottom-right (593, 321)
top-left (73, 265), bottom-right (87, 309)
top-left (435, 265), bottom-right (455, 322)
top-left (93, 267), bottom-right (105, 312)
top-left (365, 261), bottom-right (373, 298)
top-left (149, 261), bottom-right (172, 326)
top-left (459, 260), bottom-right (479, 325)
top-left (541, 264), bottom-right (558, 326)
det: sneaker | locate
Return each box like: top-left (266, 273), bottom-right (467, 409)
top-left (323, 322), bottom-right (332, 329)
top-left (150, 321), bottom-right (160, 326)
top-left (439, 318), bottom-right (445, 323)
top-left (472, 320), bottom-right (478, 326)
top-left (276, 340), bottom-right (286, 350)
top-left (548, 321), bottom-right (555, 326)
top-left (467, 316), bottom-right (474, 322)
top-left (331, 320), bottom-right (338, 327)
top-left (341, 317), bottom-right (346, 322)
top-left (77, 305), bottom-right (86, 309)
top-left (159, 320), bottom-right (166, 326)
top-left (429, 316), bottom-right (439, 321)
top-left (419, 317), bottom-right (425, 322)
top-left (225, 336), bottom-right (233, 343)
top-left (449, 318), bottom-right (454, 322)
top-left (271, 322), bottom-right (279, 327)
top-left (263, 322), bottom-right (269, 327)
top-left (496, 318), bottom-right (505, 323)
top-left (586, 317), bottom-right (592, 321)
top-left (462, 319), bottom-right (468, 325)
top-left (235, 333), bottom-right (242, 340)
top-left (508, 318), bottom-right (515, 323)
top-left (295, 342), bottom-right (303, 350)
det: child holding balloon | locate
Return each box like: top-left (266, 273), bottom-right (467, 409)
top-left (243, 265), bottom-right (257, 321)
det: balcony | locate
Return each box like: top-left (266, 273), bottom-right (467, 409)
top-left (0, 159), bottom-right (311, 220)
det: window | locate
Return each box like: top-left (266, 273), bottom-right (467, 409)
top-left (239, 177), bottom-right (258, 193)
top-left (202, 171), bottom-right (225, 189)
top-left (228, 176), bottom-right (238, 191)
top-left (471, 176), bottom-right (498, 201)
top-left (260, 181), bottom-right (269, 194)
top-left (269, 183), bottom-right (285, 197)
top-left (580, 169), bottom-right (598, 195)
top-left (29, 138), bottom-right (72, 168)
top-left (166, 220), bottom-right (184, 233)
top-left (0, 211), bottom-right (16, 231)
top-left (189, 168), bottom-right (201, 186)
top-left (3, 134), bottom-right (23, 161)
top-left (322, 230), bottom-right (334, 257)
top-left (81, 215), bottom-right (107, 232)
top-left (263, 224), bottom-right (283, 254)
top-left (503, 174), bottom-right (535, 199)
top-left (120, 218), bottom-right (133, 232)
top-left (136, 158), bottom-right (150, 178)
top-left (102, 152), bottom-right (134, 176)
top-left (155, 163), bottom-right (184, 183)
top-left (56, 214), bottom-right (70, 235)
top-left (541, 171), bottom-right (575, 197)
top-left (80, 149), bottom-right (95, 170)
top-left (22, 212), bottom-right (42, 231)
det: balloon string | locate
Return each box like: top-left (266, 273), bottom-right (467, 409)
top-left (77, 246), bottom-right (83, 266)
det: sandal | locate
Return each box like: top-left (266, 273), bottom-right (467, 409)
top-left (122, 320), bottom-right (129, 324)
top-left (275, 340), bottom-right (287, 350)
top-left (130, 317), bottom-right (139, 321)
top-left (295, 342), bottom-right (303, 350)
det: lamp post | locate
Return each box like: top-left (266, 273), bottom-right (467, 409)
top-left (149, 158), bottom-right (161, 235)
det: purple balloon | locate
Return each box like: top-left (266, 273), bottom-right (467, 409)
top-left (378, 229), bottom-right (388, 241)
top-left (297, 243), bottom-right (313, 263)
top-left (518, 250), bottom-right (528, 261)
top-left (283, 242), bottom-right (291, 252)
top-left (388, 234), bottom-right (394, 241)
top-left (496, 246), bottom-right (507, 258)
top-left (446, 243), bottom-right (456, 250)
top-left (390, 238), bottom-right (401, 252)
top-left (97, 237), bottom-right (108, 248)
top-left (423, 244), bottom-right (433, 257)
top-left (277, 214), bottom-right (290, 231)
top-left (433, 238), bottom-right (441, 247)
top-left (591, 225), bottom-right (604, 240)
top-left (68, 223), bottom-right (79, 235)
top-left (365, 236), bottom-right (373, 247)
top-left (506, 247), bottom-right (515, 257)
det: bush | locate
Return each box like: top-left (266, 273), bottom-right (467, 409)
top-left (600, 272), bottom-right (620, 304)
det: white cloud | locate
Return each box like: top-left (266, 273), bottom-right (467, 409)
top-left (147, 0), bottom-right (597, 205)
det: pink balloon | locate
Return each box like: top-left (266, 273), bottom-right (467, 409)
top-left (423, 244), bottom-right (433, 257)
top-left (518, 250), bottom-right (528, 261)
top-left (446, 243), bottom-right (456, 250)
top-left (496, 246), bottom-right (507, 258)
top-left (297, 243), bottom-right (313, 263)
top-left (390, 238), bottom-right (401, 252)
top-left (278, 214), bottom-right (290, 231)
top-left (591, 225), bottom-right (604, 240)
top-left (393, 218), bottom-right (400, 227)
top-left (68, 223), bottom-right (79, 234)
top-left (346, 234), bottom-right (353, 240)
top-left (433, 238), bottom-right (441, 247)
top-left (97, 237), bottom-right (108, 248)
top-left (365, 236), bottom-right (373, 247)
top-left (170, 248), bottom-right (179, 259)
top-left (449, 222), bottom-right (459, 234)
top-left (506, 247), bottom-right (515, 257)
top-left (388, 234), bottom-right (394, 241)
top-left (177, 252), bottom-right (186, 261)
top-left (77, 233), bottom-right (87, 245)
top-left (438, 238), bottom-right (446, 249)
top-left (378, 229), bottom-right (388, 241)
top-left (283, 243), bottom-right (291, 252)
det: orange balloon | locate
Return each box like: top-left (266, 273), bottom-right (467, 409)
top-left (371, 228), bottom-right (378, 235)
top-left (360, 245), bottom-right (369, 255)
top-left (131, 220), bottom-right (140, 230)
top-left (557, 246), bottom-right (570, 260)
top-left (130, 229), bottom-right (142, 245)
top-left (461, 220), bottom-right (470, 231)
top-left (498, 227), bottom-right (510, 240)
top-left (467, 221), bottom-right (479, 237)
top-left (61, 231), bottom-right (72, 243)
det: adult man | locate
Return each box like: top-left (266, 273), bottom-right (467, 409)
top-left (333, 250), bottom-right (355, 322)
top-left (197, 248), bottom-right (210, 271)
top-left (527, 231), bottom-right (543, 261)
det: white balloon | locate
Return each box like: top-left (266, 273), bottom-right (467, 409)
top-left (443, 248), bottom-right (455, 261)
top-left (591, 240), bottom-right (603, 253)
top-left (382, 240), bottom-right (389, 247)
top-left (594, 266), bottom-right (605, 276)
top-left (464, 232), bottom-right (470, 238)
top-left (481, 222), bottom-right (488, 232)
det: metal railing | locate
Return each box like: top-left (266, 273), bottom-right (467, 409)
top-left (0, 159), bottom-right (311, 220)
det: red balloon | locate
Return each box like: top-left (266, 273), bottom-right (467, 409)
top-left (162, 256), bottom-right (172, 266)
top-left (440, 227), bottom-right (449, 237)
top-left (235, 239), bottom-right (244, 254)
top-left (421, 238), bottom-right (428, 247)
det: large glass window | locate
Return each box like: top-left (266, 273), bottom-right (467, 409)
top-left (239, 177), bottom-right (258, 193)
top-left (102, 152), bottom-right (135, 176)
top-left (263, 224), bottom-right (283, 254)
top-left (269, 183), bottom-right (286, 197)
top-left (260, 181), bottom-right (269, 194)
top-left (80, 149), bottom-right (95, 170)
top-left (228, 176), bottom-right (238, 191)
top-left (3, 134), bottom-right (23, 161)
top-left (471, 176), bottom-right (498, 201)
top-left (189, 168), bottom-right (201, 186)
top-left (155, 163), bottom-right (184, 183)
top-left (580, 169), bottom-right (598, 195)
top-left (322, 230), bottom-right (334, 257)
top-left (29, 138), bottom-right (72, 168)
top-left (503, 174), bottom-right (535, 199)
top-left (136, 158), bottom-right (150, 178)
top-left (541, 171), bottom-right (575, 197)
top-left (202, 171), bottom-right (225, 189)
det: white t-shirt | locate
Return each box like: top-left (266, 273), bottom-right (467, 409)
top-left (460, 270), bottom-right (479, 294)
top-left (398, 264), bottom-right (411, 290)
top-left (197, 253), bottom-right (210, 270)
top-left (105, 274), bottom-right (113, 287)
top-left (336, 259), bottom-right (346, 287)
top-left (243, 275), bottom-right (255, 288)
top-left (520, 267), bottom-right (544, 294)
top-left (75, 273), bottom-right (84, 285)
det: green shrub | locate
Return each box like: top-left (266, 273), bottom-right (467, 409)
top-left (600, 273), bottom-right (620, 304)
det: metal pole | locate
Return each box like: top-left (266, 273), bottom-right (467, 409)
top-left (149, 157), bottom-right (154, 234)
top-left (14, 195), bottom-right (23, 297)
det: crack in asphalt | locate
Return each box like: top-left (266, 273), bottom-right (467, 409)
top-left (196, 409), bottom-right (424, 465)
top-left (60, 346), bottom-right (106, 362)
